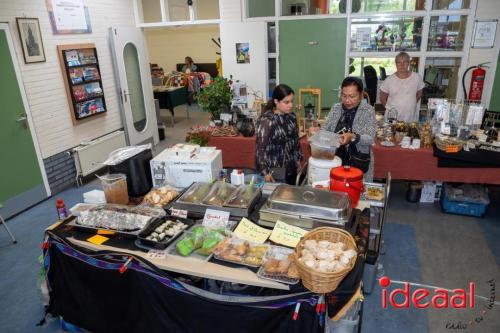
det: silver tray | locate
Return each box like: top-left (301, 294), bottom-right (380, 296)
top-left (267, 185), bottom-right (351, 221)
top-left (67, 216), bottom-right (157, 237)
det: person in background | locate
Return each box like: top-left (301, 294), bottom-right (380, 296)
top-left (256, 84), bottom-right (302, 185)
top-left (379, 51), bottom-right (425, 122)
top-left (309, 77), bottom-right (376, 180)
top-left (182, 56), bottom-right (197, 73)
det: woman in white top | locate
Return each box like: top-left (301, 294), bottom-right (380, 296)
top-left (379, 52), bottom-right (425, 122)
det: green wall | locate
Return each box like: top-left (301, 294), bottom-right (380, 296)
top-left (489, 52), bottom-right (500, 111)
top-left (248, 0), bottom-right (275, 18)
top-left (279, 18), bottom-right (347, 113)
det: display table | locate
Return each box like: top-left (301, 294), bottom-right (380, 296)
top-left (372, 141), bottom-right (500, 184)
top-left (208, 135), bottom-right (311, 169)
top-left (153, 86), bottom-right (189, 126)
top-left (43, 210), bottom-right (369, 333)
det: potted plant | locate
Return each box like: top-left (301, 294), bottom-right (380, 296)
top-left (197, 76), bottom-right (232, 121)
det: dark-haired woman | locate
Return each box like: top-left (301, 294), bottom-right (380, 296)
top-left (310, 77), bottom-right (376, 180)
top-left (256, 84), bottom-right (302, 185)
top-left (182, 56), bottom-right (197, 73)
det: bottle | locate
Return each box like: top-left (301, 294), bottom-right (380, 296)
top-left (56, 198), bottom-right (68, 220)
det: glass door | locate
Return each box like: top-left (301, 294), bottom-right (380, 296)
top-left (110, 27), bottom-right (158, 145)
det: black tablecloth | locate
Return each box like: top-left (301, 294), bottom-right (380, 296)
top-left (433, 144), bottom-right (500, 168)
top-left (44, 210), bottom-right (370, 333)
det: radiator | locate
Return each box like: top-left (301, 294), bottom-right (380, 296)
top-left (73, 130), bottom-right (127, 177)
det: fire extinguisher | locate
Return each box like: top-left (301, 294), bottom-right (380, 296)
top-left (462, 62), bottom-right (489, 102)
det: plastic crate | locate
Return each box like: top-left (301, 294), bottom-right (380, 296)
top-left (441, 191), bottom-right (487, 217)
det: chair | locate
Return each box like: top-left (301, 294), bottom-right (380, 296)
top-left (363, 65), bottom-right (378, 106)
top-left (0, 204), bottom-right (17, 244)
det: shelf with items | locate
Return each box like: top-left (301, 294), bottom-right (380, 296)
top-left (57, 43), bottom-right (107, 124)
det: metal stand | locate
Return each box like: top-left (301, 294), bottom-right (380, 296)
top-left (0, 206), bottom-right (17, 244)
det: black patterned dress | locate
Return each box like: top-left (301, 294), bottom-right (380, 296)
top-left (255, 110), bottom-right (302, 184)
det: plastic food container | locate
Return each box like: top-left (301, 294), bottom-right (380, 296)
top-left (100, 174), bottom-right (129, 205)
top-left (309, 130), bottom-right (339, 160)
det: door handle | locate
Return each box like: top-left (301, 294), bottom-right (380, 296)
top-left (307, 41), bottom-right (319, 46)
top-left (16, 114), bottom-right (28, 129)
top-left (123, 90), bottom-right (132, 102)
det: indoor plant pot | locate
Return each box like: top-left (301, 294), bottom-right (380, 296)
top-left (197, 77), bottom-right (232, 121)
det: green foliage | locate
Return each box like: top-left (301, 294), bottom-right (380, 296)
top-left (197, 77), bottom-right (232, 120)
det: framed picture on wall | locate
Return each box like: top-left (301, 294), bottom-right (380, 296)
top-left (16, 17), bottom-right (46, 63)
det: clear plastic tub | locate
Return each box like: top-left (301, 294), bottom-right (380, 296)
top-left (309, 130), bottom-right (339, 160)
top-left (100, 174), bottom-right (129, 205)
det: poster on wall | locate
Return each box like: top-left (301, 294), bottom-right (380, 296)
top-left (236, 43), bottom-right (250, 64)
top-left (46, 0), bottom-right (92, 34)
top-left (472, 19), bottom-right (497, 48)
top-left (16, 18), bottom-right (46, 63)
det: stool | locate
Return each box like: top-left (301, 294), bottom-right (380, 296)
top-left (0, 204), bottom-right (17, 244)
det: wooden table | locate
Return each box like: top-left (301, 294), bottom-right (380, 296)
top-left (372, 141), bottom-right (500, 184)
top-left (208, 135), bottom-right (311, 169)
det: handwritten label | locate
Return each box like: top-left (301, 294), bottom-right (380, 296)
top-left (202, 209), bottom-right (230, 229)
top-left (86, 234), bottom-right (109, 245)
top-left (146, 249), bottom-right (167, 260)
top-left (233, 218), bottom-right (272, 244)
top-left (171, 208), bottom-right (188, 219)
top-left (269, 221), bottom-right (308, 248)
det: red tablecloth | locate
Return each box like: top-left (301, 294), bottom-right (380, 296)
top-left (208, 135), bottom-right (311, 169)
top-left (372, 141), bottom-right (500, 184)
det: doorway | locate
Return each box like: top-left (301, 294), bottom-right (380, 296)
top-left (0, 23), bottom-right (50, 219)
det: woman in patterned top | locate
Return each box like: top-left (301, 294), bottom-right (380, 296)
top-left (256, 84), bottom-right (302, 185)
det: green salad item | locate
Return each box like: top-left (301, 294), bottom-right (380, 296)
top-left (176, 237), bottom-right (195, 256)
top-left (190, 225), bottom-right (206, 248)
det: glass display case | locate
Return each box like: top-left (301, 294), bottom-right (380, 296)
top-left (427, 15), bottom-right (467, 51)
top-left (57, 43), bottom-right (106, 124)
top-left (421, 57), bottom-right (461, 104)
top-left (350, 16), bottom-right (424, 52)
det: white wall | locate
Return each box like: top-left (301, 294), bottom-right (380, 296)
top-left (220, 21), bottom-right (268, 106)
top-left (0, 0), bottom-right (136, 158)
top-left (145, 25), bottom-right (220, 72)
top-left (465, 0), bottom-right (500, 107)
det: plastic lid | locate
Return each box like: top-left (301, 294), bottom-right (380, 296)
top-left (57, 198), bottom-right (63, 204)
top-left (330, 166), bottom-right (364, 181)
top-left (309, 130), bottom-right (339, 149)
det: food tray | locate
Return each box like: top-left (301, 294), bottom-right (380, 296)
top-left (177, 182), bottom-right (213, 204)
top-left (172, 182), bottom-right (262, 218)
top-left (360, 183), bottom-right (386, 207)
top-left (257, 246), bottom-right (299, 285)
top-left (137, 216), bottom-right (194, 249)
top-left (213, 237), bottom-right (270, 268)
top-left (142, 186), bottom-right (182, 209)
top-left (202, 181), bottom-right (237, 207)
top-left (165, 224), bottom-right (233, 261)
top-left (67, 216), bottom-right (159, 238)
top-left (224, 185), bottom-right (261, 208)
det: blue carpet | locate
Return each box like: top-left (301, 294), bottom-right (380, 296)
top-left (477, 188), bottom-right (500, 266)
top-left (361, 223), bottom-right (428, 333)
top-left (0, 185), bottom-right (98, 333)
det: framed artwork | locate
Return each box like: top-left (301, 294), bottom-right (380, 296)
top-left (16, 18), bottom-right (46, 63)
top-left (472, 19), bottom-right (497, 48)
top-left (46, 0), bottom-right (92, 34)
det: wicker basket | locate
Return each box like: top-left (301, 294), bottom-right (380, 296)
top-left (294, 227), bottom-right (357, 293)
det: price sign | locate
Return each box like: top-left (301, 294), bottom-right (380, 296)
top-left (233, 218), bottom-right (271, 243)
top-left (202, 209), bottom-right (230, 229)
top-left (269, 221), bottom-right (308, 248)
top-left (146, 249), bottom-right (167, 260)
top-left (171, 208), bottom-right (188, 219)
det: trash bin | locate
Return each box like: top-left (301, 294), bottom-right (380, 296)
top-left (109, 149), bottom-right (153, 197)
top-left (406, 182), bottom-right (422, 202)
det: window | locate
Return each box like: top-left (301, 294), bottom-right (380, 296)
top-left (432, 0), bottom-right (470, 10)
top-left (357, 0), bottom-right (426, 13)
top-left (351, 17), bottom-right (424, 52)
top-left (246, 0), bottom-right (275, 18)
top-left (351, 57), bottom-right (420, 77)
top-left (422, 57), bottom-right (461, 104)
top-left (428, 15), bottom-right (467, 51)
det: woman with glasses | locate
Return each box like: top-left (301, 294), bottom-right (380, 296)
top-left (310, 77), bottom-right (376, 180)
